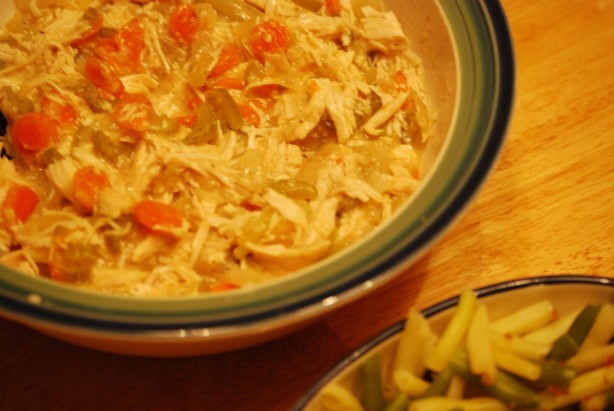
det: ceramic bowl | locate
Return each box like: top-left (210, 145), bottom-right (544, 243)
top-left (294, 275), bottom-right (614, 410)
top-left (0, 1), bottom-right (514, 356)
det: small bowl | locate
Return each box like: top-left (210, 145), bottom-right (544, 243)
top-left (293, 275), bottom-right (614, 410)
top-left (0, 1), bottom-right (514, 356)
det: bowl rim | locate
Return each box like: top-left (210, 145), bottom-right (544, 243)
top-left (0, 0), bottom-right (516, 332)
top-left (292, 274), bottom-right (614, 410)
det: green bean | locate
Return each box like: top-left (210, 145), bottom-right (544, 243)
top-left (449, 351), bottom-right (540, 408)
top-left (538, 361), bottom-right (577, 387)
top-left (360, 354), bottom-right (386, 411)
top-left (384, 392), bottom-right (409, 411)
top-left (548, 305), bottom-right (601, 361)
top-left (418, 368), bottom-right (453, 398)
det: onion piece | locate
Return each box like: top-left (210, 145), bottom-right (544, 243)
top-left (199, 0), bottom-right (261, 21)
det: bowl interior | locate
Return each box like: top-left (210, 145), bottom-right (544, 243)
top-left (297, 276), bottom-right (614, 410)
top-left (0, 1), bottom-right (512, 332)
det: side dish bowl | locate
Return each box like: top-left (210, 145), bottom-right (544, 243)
top-left (293, 275), bottom-right (614, 410)
top-left (0, 0), bottom-right (514, 356)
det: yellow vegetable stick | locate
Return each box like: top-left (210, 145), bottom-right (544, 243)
top-left (393, 369), bottom-right (430, 396)
top-left (409, 397), bottom-right (508, 411)
top-left (393, 307), bottom-right (431, 377)
top-left (466, 304), bottom-right (497, 385)
top-left (445, 375), bottom-right (466, 399)
top-left (392, 307), bottom-right (434, 395)
top-left (426, 290), bottom-right (477, 372)
top-left (493, 345), bottom-right (542, 381)
top-left (320, 384), bottom-right (364, 411)
top-left (491, 331), bottom-right (551, 360)
top-left (580, 393), bottom-right (608, 411)
top-left (566, 343), bottom-right (614, 373)
top-left (579, 303), bottom-right (614, 352)
top-left (524, 308), bottom-right (581, 344)
top-left (491, 300), bottom-right (556, 335)
top-left (540, 365), bottom-right (614, 409)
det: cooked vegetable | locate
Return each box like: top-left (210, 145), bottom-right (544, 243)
top-left (133, 200), bottom-right (184, 230)
top-left (169, 5), bottom-right (200, 45)
top-left (426, 290), bottom-right (476, 372)
top-left (210, 44), bottom-right (244, 78)
top-left (449, 351), bottom-right (540, 408)
top-left (418, 368), bottom-right (454, 398)
top-left (269, 179), bottom-right (317, 201)
top-left (113, 93), bottom-right (153, 131)
top-left (491, 331), bottom-right (551, 360)
top-left (201, 0), bottom-right (261, 21)
top-left (319, 384), bottom-right (363, 411)
top-left (250, 21), bottom-right (291, 62)
top-left (384, 393), bottom-right (409, 411)
top-left (360, 354), bottom-right (386, 411)
top-left (392, 307), bottom-right (432, 395)
top-left (71, 8), bottom-right (103, 47)
top-left (578, 303), bottom-right (614, 351)
top-left (466, 304), bottom-right (497, 385)
top-left (567, 343), bottom-right (614, 373)
top-left (84, 57), bottom-right (125, 98)
top-left (312, 296), bottom-right (614, 411)
top-left (409, 397), bottom-right (508, 411)
top-left (324, 0), bottom-right (341, 16)
top-left (540, 365), bottom-right (614, 409)
top-left (73, 166), bottom-right (110, 212)
top-left (184, 102), bottom-right (218, 145)
top-left (207, 88), bottom-right (243, 131)
top-left (2, 185), bottom-right (39, 223)
top-left (548, 304), bottom-right (601, 360)
top-left (41, 94), bottom-right (77, 127)
top-left (491, 300), bottom-right (556, 335)
top-left (11, 112), bottom-right (58, 153)
top-left (538, 361), bottom-right (577, 387)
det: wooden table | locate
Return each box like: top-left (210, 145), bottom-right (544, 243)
top-left (1, 0), bottom-right (612, 409)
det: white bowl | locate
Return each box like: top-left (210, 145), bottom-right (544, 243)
top-left (294, 275), bottom-right (614, 410)
top-left (0, 0), bottom-right (514, 356)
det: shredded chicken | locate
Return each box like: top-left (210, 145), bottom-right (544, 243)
top-left (0, 0), bottom-right (430, 296)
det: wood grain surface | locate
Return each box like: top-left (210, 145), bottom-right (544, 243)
top-left (1, 0), bottom-right (613, 410)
